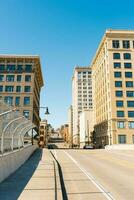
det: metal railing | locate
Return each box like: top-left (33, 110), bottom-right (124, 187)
top-left (0, 99), bottom-right (37, 154)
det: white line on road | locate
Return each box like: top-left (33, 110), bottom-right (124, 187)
top-left (63, 150), bottom-right (116, 200)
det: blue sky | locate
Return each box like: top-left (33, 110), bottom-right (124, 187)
top-left (0, 0), bottom-right (134, 128)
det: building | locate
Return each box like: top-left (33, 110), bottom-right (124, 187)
top-left (0, 55), bottom-right (44, 131)
top-left (79, 109), bottom-right (94, 148)
top-left (60, 124), bottom-right (69, 143)
top-left (72, 67), bottom-right (92, 146)
top-left (92, 30), bottom-right (134, 147)
top-left (68, 105), bottom-right (73, 147)
top-left (39, 120), bottom-right (47, 147)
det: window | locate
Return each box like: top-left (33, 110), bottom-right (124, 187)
top-left (117, 121), bottom-right (125, 128)
top-left (7, 65), bottom-right (16, 72)
top-left (127, 101), bottom-right (134, 107)
top-left (126, 91), bottom-right (134, 97)
top-left (129, 122), bottom-right (134, 129)
top-left (88, 71), bottom-right (91, 74)
top-left (112, 40), bottom-right (120, 48)
top-left (122, 40), bottom-right (130, 49)
top-left (116, 101), bottom-right (123, 107)
top-left (117, 111), bottom-right (124, 117)
top-left (115, 81), bottom-right (122, 87)
top-left (16, 86), bottom-right (21, 92)
top-left (125, 72), bottom-right (132, 78)
top-left (124, 63), bottom-right (132, 68)
top-left (114, 62), bottom-right (121, 68)
top-left (25, 65), bottom-right (32, 72)
top-left (0, 86), bottom-right (3, 92)
top-left (113, 53), bottom-right (120, 59)
top-left (126, 81), bottom-right (133, 87)
top-left (17, 75), bottom-right (22, 82)
top-left (6, 75), bottom-right (14, 82)
top-left (17, 65), bottom-right (23, 73)
top-left (116, 91), bottom-right (123, 97)
top-left (24, 86), bottom-right (31, 92)
top-left (5, 86), bottom-right (14, 92)
top-left (15, 97), bottom-right (20, 106)
top-left (23, 110), bottom-right (30, 118)
top-left (124, 53), bottom-right (131, 60)
top-left (114, 72), bottom-right (121, 77)
top-left (0, 65), bottom-right (5, 71)
top-left (128, 111), bottom-right (134, 117)
top-left (4, 96), bottom-right (13, 105)
top-left (0, 75), bottom-right (4, 82)
top-left (123, 40), bottom-right (130, 49)
top-left (118, 135), bottom-right (126, 144)
top-left (24, 97), bottom-right (30, 105)
top-left (25, 75), bottom-right (31, 82)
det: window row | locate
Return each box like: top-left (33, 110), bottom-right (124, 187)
top-left (117, 111), bottom-right (134, 117)
top-left (113, 53), bottom-right (131, 60)
top-left (0, 86), bottom-right (31, 92)
top-left (117, 121), bottom-right (134, 129)
top-left (118, 135), bottom-right (134, 144)
top-left (114, 71), bottom-right (133, 78)
top-left (116, 100), bottom-right (134, 107)
top-left (0, 75), bottom-right (31, 82)
top-left (4, 96), bottom-right (30, 106)
top-left (115, 81), bottom-right (134, 87)
top-left (0, 65), bottom-right (32, 72)
top-left (112, 40), bottom-right (134, 49)
top-left (114, 62), bottom-right (132, 68)
top-left (115, 91), bottom-right (134, 97)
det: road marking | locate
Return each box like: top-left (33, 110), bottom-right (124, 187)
top-left (63, 150), bottom-right (116, 200)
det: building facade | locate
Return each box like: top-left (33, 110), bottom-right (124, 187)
top-left (68, 105), bottom-right (73, 147)
top-left (79, 109), bottom-right (94, 148)
top-left (92, 30), bottom-right (134, 147)
top-left (0, 55), bottom-right (44, 131)
top-left (72, 67), bottom-right (92, 146)
top-left (39, 120), bottom-right (47, 147)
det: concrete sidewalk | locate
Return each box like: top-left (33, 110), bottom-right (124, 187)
top-left (0, 149), bottom-right (62, 200)
top-left (19, 149), bottom-right (62, 200)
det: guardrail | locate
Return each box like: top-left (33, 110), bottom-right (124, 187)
top-left (0, 99), bottom-right (37, 154)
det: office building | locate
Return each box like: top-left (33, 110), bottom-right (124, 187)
top-left (72, 67), bottom-right (92, 146)
top-left (0, 55), bottom-right (44, 131)
top-left (92, 30), bottom-right (134, 147)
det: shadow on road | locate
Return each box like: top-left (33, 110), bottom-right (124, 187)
top-left (0, 149), bottom-right (42, 200)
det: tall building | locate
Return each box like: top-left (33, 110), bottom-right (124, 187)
top-left (72, 67), bottom-right (92, 146)
top-left (92, 30), bottom-right (134, 147)
top-left (0, 55), bottom-right (44, 131)
top-left (68, 105), bottom-right (73, 147)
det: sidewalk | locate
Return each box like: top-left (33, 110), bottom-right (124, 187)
top-left (19, 149), bottom-right (62, 200)
top-left (0, 149), bottom-right (62, 200)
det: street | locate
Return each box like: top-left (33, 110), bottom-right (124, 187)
top-left (51, 149), bottom-right (134, 200)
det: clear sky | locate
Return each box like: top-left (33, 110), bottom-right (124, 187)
top-left (0, 0), bottom-right (134, 128)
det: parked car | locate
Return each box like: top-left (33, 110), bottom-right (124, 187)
top-left (83, 145), bottom-right (93, 149)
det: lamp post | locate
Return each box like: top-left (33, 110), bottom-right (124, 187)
top-left (32, 106), bottom-right (50, 145)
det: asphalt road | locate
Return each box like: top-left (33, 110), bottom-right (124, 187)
top-left (52, 149), bottom-right (134, 200)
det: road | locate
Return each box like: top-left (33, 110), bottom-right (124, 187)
top-left (51, 149), bottom-right (134, 200)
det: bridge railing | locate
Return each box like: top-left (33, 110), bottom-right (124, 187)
top-left (0, 99), bottom-right (37, 154)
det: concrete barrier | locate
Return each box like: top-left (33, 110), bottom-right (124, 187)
top-left (105, 144), bottom-right (134, 150)
top-left (0, 144), bottom-right (37, 183)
